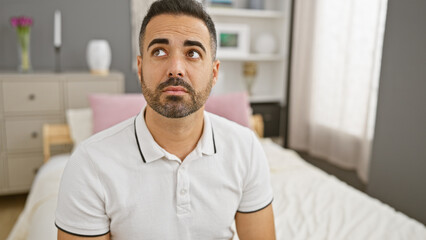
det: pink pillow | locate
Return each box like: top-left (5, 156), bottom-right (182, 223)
top-left (205, 92), bottom-right (251, 127)
top-left (89, 94), bottom-right (146, 133)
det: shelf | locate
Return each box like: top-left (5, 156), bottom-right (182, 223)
top-left (249, 95), bottom-right (282, 103)
top-left (218, 54), bottom-right (285, 61)
top-left (207, 7), bottom-right (283, 19)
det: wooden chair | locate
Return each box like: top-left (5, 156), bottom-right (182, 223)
top-left (42, 124), bottom-right (73, 163)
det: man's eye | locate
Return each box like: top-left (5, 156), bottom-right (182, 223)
top-left (153, 49), bottom-right (166, 57)
top-left (188, 50), bottom-right (200, 59)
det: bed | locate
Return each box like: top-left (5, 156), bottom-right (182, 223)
top-left (6, 94), bottom-right (426, 240)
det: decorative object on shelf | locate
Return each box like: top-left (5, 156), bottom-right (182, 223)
top-left (208, 0), bottom-right (233, 8)
top-left (243, 61), bottom-right (257, 95)
top-left (54, 10), bottom-right (62, 72)
top-left (248, 0), bottom-right (264, 9)
top-left (10, 16), bottom-right (33, 73)
top-left (86, 40), bottom-right (111, 75)
top-left (254, 32), bottom-right (277, 54)
top-left (215, 23), bottom-right (250, 59)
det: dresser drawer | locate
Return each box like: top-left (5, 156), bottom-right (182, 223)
top-left (2, 81), bottom-right (62, 113)
top-left (5, 117), bottom-right (64, 152)
top-left (7, 154), bottom-right (43, 189)
top-left (66, 75), bottom-right (124, 109)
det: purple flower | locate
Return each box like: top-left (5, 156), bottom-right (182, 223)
top-left (10, 16), bottom-right (33, 28)
top-left (10, 17), bottom-right (19, 27)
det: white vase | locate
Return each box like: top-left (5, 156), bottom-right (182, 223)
top-left (248, 0), bottom-right (264, 9)
top-left (254, 33), bottom-right (277, 54)
top-left (86, 40), bottom-right (111, 75)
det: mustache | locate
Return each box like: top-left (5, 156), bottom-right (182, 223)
top-left (157, 77), bottom-right (195, 94)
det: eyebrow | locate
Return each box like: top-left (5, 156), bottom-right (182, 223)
top-left (184, 40), bottom-right (206, 53)
top-left (147, 38), bottom-right (169, 51)
top-left (147, 38), bottom-right (207, 54)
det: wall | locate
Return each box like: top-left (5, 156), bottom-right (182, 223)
top-left (368, 0), bottom-right (426, 224)
top-left (0, 0), bottom-right (140, 92)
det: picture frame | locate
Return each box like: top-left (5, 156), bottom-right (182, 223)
top-left (215, 23), bottom-right (250, 59)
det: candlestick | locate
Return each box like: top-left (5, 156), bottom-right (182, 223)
top-left (55, 47), bottom-right (61, 73)
top-left (54, 10), bottom-right (61, 47)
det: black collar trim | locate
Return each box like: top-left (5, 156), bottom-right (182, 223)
top-left (134, 115), bottom-right (217, 164)
top-left (211, 125), bottom-right (217, 154)
top-left (134, 116), bottom-right (146, 163)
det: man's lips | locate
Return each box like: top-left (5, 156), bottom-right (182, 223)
top-left (162, 86), bottom-right (188, 95)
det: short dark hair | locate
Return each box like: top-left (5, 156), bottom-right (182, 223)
top-left (139, 0), bottom-right (217, 60)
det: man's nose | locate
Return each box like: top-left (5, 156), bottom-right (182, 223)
top-left (168, 54), bottom-right (185, 78)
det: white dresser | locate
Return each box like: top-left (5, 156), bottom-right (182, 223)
top-left (0, 72), bottom-right (124, 195)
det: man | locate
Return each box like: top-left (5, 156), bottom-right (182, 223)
top-left (55, 0), bottom-right (275, 239)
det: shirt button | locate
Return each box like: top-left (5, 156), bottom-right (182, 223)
top-left (180, 189), bottom-right (187, 195)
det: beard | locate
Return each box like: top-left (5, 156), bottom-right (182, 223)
top-left (140, 73), bottom-right (213, 118)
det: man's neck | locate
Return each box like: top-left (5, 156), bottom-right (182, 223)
top-left (144, 106), bottom-right (205, 161)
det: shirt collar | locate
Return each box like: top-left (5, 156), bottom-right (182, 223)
top-left (134, 107), bottom-right (217, 164)
top-left (198, 111), bottom-right (217, 156)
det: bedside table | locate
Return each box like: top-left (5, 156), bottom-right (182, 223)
top-left (250, 102), bottom-right (284, 138)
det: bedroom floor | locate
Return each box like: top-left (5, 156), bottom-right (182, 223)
top-left (0, 193), bottom-right (27, 240)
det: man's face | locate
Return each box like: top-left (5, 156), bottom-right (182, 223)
top-left (137, 14), bottom-right (220, 118)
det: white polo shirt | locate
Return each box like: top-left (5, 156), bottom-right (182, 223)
top-left (55, 109), bottom-right (273, 239)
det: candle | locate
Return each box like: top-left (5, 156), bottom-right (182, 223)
top-left (54, 10), bottom-right (61, 47)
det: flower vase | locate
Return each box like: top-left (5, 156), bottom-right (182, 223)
top-left (17, 29), bottom-right (32, 72)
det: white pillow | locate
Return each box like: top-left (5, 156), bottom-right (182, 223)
top-left (66, 108), bottom-right (93, 148)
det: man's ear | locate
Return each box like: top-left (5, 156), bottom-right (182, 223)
top-left (137, 55), bottom-right (143, 83)
top-left (212, 59), bottom-right (220, 87)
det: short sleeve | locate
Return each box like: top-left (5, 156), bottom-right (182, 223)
top-left (238, 132), bottom-right (274, 213)
top-left (55, 145), bottom-right (110, 236)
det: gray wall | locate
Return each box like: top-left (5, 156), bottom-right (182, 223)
top-left (0, 0), bottom-right (140, 92)
top-left (368, 0), bottom-right (426, 224)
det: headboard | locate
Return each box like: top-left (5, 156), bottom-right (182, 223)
top-left (42, 114), bottom-right (264, 163)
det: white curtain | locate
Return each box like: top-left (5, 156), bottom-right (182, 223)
top-left (289, 0), bottom-right (388, 183)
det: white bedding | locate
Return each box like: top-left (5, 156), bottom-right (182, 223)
top-left (260, 139), bottom-right (426, 240)
top-left (7, 139), bottom-right (426, 240)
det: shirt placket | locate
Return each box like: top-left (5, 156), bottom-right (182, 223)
top-left (176, 164), bottom-right (191, 216)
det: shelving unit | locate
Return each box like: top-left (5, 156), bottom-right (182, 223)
top-left (207, 1), bottom-right (292, 103)
top-left (207, 0), bottom-right (293, 138)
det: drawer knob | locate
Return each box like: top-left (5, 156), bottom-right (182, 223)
top-left (31, 132), bottom-right (38, 139)
top-left (28, 94), bottom-right (36, 101)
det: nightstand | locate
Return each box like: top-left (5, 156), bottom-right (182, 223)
top-left (250, 102), bottom-right (284, 138)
